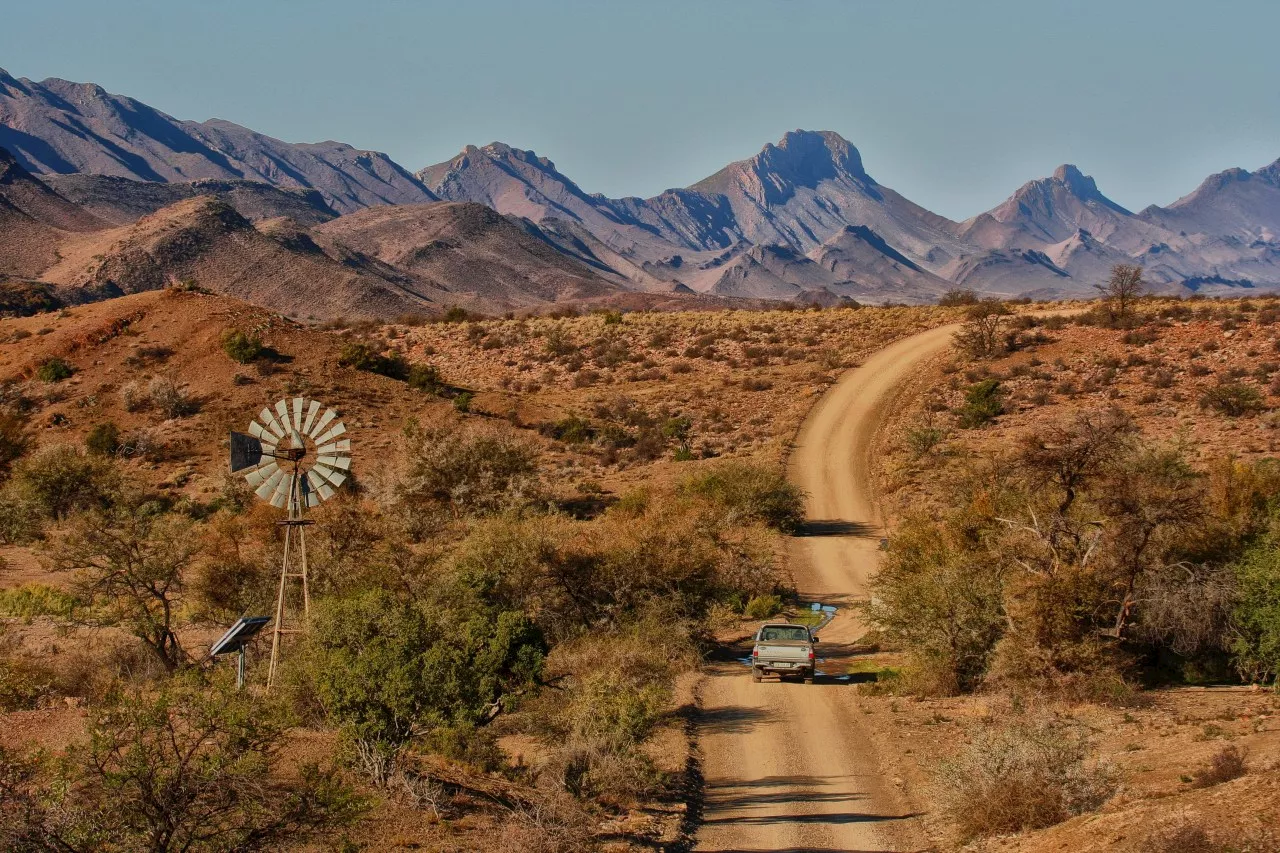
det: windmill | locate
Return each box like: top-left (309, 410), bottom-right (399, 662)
top-left (229, 398), bottom-right (350, 688)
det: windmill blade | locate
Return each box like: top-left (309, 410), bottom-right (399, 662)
top-left (258, 407), bottom-right (286, 440)
top-left (244, 461), bottom-right (279, 488)
top-left (254, 468), bottom-right (286, 502)
top-left (310, 463), bottom-right (346, 489)
top-left (316, 482), bottom-right (335, 501)
top-left (309, 463), bottom-right (341, 486)
top-left (248, 420), bottom-right (271, 441)
top-left (317, 439), bottom-right (351, 455)
top-left (274, 399), bottom-right (290, 427)
top-left (308, 408), bottom-right (337, 439)
top-left (315, 421), bottom-right (347, 446)
top-left (291, 398), bottom-right (305, 432)
top-left (302, 400), bottom-right (322, 435)
top-left (269, 473), bottom-right (292, 509)
top-left (317, 454), bottom-right (352, 471)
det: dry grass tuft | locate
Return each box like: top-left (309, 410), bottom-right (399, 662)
top-left (1190, 744), bottom-right (1247, 788)
top-left (936, 712), bottom-right (1117, 840)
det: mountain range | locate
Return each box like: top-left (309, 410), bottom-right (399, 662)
top-left (5, 67), bottom-right (1280, 318)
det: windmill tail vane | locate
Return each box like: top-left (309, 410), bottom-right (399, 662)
top-left (228, 397), bottom-right (351, 688)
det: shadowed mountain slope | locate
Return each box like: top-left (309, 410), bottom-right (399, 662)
top-left (40, 173), bottom-right (338, 226)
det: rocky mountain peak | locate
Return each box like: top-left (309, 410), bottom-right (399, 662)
top-left (771, 130), bottom-right (865, 178)
top-left (478, 142), bottom-right (558, 173)
top-left (1051, 164), bottom-right (1101, 197)
top-left (749, 129), bottom-right (866, 187)
top-left (691, 129), bottom-right (871, 209)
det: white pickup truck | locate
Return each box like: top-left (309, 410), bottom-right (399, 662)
top-left (750, 622), bottom-right (818, 683)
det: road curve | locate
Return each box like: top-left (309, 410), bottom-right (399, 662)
top-left (693, 322), bottom-right (961, 853)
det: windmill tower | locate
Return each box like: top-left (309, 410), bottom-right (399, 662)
top-left (229, 398), bottom-right (350, 689)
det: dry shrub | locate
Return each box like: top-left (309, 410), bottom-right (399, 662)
top-left (452, 497), bottom-right (784, 643)
top-left (120, 380), bottom-right (148, 412)
top-left (0, 651), bottom-right (52, 711)
top-left (498, 791), bottom-right (596, 853)
top-left (1143, 820), bottom-right (1216, 853)
top-left (147, 376), bottom-right (199, 418)
top-left (536, 616), bottom-right (698, 800)
top-left (397, 416), bottom-right (541, 527)
top-left (1140, 816), bottom-right (1276, 853)
top-left (1191, 744), bottom-right (1247, 788)
top-left (936, 713), bottom-right (1117, 840)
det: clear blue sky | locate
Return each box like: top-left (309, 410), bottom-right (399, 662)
top-left (3, 0), bottom-right (1277, 219)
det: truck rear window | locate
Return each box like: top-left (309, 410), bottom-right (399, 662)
top-left (759, 626), bottom-right (808, 642)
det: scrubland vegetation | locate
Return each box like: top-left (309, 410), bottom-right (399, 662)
top-left (0, 291), bottom-right (874, 851)
top-left (869, 274), bottom-right (1280, 848)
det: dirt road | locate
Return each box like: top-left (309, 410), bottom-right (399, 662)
top-left (693, 323), bottom-right (960, 853)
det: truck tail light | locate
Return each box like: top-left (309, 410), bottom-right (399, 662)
top-left (752, 647), bottom-right (758, 657)
top-left (807, 648), bottom-right (815, 660)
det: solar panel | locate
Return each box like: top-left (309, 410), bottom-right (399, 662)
top-left (209, 615), bottom-right (271, 657)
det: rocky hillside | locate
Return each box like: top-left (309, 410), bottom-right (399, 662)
top-left (312, 202), bottom-right (622, 310)
top-left (0, 145), bottom-right (640, 320)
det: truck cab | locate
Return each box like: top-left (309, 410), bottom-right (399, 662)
top-left (751, 622), bottom-right (818, 683)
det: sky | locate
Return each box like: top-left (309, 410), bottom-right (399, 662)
top-left (2, 0), bottom-right (1278, 220)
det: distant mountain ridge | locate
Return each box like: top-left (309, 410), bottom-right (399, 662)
top-left (0, 69), bottom-right (438, 213)
top-left (6, 67), bottom-right (1280, 303)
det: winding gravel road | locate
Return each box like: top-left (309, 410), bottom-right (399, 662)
top-left (694, 323), bottom-right (961, 853)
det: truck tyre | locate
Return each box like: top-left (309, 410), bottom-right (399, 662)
top-left (751, 667), bottom-right (762, 683)
top-left (803, 671), bottom-right (814, 685)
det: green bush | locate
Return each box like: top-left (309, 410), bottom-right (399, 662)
top-left (1230, 540), bottom-right (1280, 684)
top-left (303, 589), bottom-right (544, 754)
top-left (10, 444), bottom-right (120, 520)
top-left (220, 328), bottom-right (264, 364)
top-left (407, 363), bottom-right (443, 393)
top-left (681, 461), bottom-right (806, 533)
top-left (452, 390), bottom-right (474, 413)
top-left (549, 415), bottom-right (594, 445)
top-left (743, 593), bottom-right (783, 619)
top-left (85, 421), bottom-right (121, 456)
top-left (0, 680), bottom-right (364, 850)
top-left (35, 357), bottom-right (73, 383)
top-left (870, 513), bottom-right (1006, 693)
top-left (1200, 382), bottom-right (1267, 417)
top-left (0, 658), bottom-right (52, 711)
top-left (337, 341), bottom-right (408, 380)
top-left (955, 378), bottom-right (1005, 428)
top-left (0, 485), bottom-right (43, 544)
top-left (906, 426), bottom-right (946, 458)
